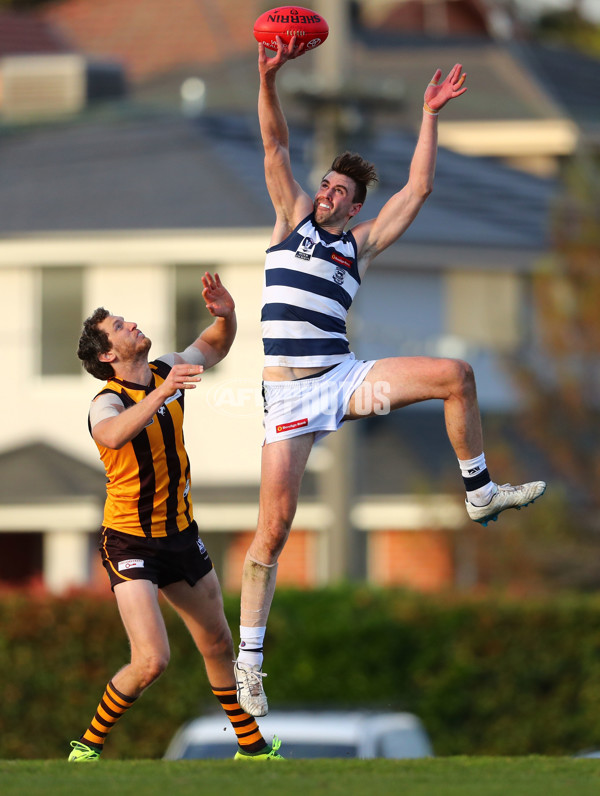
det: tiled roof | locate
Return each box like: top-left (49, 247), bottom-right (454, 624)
top-left (40, 0), bottom-right (259, 83)
top-left (0, 10), bottom-right (70, 56)
top-left (0, 441), bottom-right (105, 503)
top-left (0, 108), bottom-right (556, 251)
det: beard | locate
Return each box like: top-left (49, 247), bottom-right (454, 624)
top-left (117, 334), bottom-right (152, 363)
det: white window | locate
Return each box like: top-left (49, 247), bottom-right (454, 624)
top-left (174, 265), bottom-right (213, 352)
top-left (40, 266), bottom-right (83, 376)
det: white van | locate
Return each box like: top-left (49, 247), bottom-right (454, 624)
top-left (163, 710), bottom-right (434, 760)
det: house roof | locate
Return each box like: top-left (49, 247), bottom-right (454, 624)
top-left (0, 107), bottom-right (557, 254)
top-left (0, 441), bottom-right (105, 504)
top-left (39, 0), bottom-right (258, 84)
top-left (0, 10), bottom-right (70, 56)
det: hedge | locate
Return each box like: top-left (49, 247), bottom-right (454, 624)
top-left (2, 587), bottom-right (600, 759)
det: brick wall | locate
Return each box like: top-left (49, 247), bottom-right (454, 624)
top-left (224, 528), bottom-right (321, 592)
top-left (368, 529), bottom-right (454, 591)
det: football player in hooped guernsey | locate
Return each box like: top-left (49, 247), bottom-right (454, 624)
top-left (69, 273), bottom-right (283, 762)
top-left (233, 36), bottom-right (547, 717)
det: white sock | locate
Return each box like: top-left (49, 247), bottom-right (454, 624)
top-left (458, 453), bottom-right (496, 507)
top-left (238, 625), bottom-right (266, 667)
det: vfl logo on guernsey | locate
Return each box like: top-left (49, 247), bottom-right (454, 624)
top-left (295, 236), bottom-right (316, 261)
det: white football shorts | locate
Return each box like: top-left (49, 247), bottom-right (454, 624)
top-left (262, 354), bottom-right (377, 444)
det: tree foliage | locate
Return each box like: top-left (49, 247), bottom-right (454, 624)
top-left (512, 156), bottom-right (600, 534)
top-left (535, 9), bottom-right (600, 57)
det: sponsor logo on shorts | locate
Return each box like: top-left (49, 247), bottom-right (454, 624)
top-left (118, 558), bottom-right (144, 571)
top-left (276, 418), bottom-right (309, 433)
top-left (197, 537), bottom-right (207, 556)
top-left (331, 252), bottom-right (352, 268)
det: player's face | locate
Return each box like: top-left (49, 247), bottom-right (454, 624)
top-left (99, 314), bottom-right (151, 362)
top-left (313, 172), bottom-right (362, 228)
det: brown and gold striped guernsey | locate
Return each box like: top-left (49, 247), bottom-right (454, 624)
top-left (91, 359), bottom-right (193, 538)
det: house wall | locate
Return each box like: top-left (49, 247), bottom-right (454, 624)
top-left (0, 230), bottom-right (533, 593)
top-left (0, 231), bottom-right (267, 482)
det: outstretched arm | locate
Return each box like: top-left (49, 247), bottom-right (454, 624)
top-left (185, 272), bottom-right (237, 370)
top-left (258, 37), bottom-right (314, 242)
top-left (353, 64), bottom-right (467, 274)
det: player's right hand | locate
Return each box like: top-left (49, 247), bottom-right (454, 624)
top-left (161, 363), bottom-right (203, 396)
top-left (258, 35), bottom-right (306, 74)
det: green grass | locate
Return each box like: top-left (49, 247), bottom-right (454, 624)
top-left (1, 758), bottom-right (600, 796)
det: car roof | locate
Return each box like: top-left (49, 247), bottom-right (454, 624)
top-left (175, 710), bottom-right (425, 745)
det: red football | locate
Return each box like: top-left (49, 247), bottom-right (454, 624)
top-left (253, 6), bottom-right (329, 52)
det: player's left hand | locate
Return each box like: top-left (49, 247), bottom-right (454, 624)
top-left (202, 272), bottom-right (235, 317)
top-left (424, 64), bottom-right (467, 114)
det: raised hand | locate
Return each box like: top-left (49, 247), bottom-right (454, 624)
top-left (424, 64), bottom-right (467, 114)
top-left (258, 35), bottom-right (306, 77)
top-left (201, 272), bottom-right (235, 318)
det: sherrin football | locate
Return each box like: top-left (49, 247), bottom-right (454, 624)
top-left (253, 6), bottom-right (329, 51)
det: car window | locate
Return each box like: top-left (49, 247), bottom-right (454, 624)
top-left (181, 742), bottom-right (358, 759)
top-left (375, 730), bottom-right (431, 759)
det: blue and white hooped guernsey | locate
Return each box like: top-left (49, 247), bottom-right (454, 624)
top-left (261, 213), bottom-right (361, 368)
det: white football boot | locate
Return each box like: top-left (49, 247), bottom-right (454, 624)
top-left (234, 661), bottom-right (268, 717)
top-left (466, 481), bottom-right (546, 526)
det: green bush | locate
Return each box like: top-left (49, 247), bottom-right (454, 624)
top-left (2, 587), bottom-right (600, 758)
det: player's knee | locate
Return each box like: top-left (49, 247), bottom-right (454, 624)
top-left (451, 359), bottom-right (476, 397)
top-left (137, 651), bottom-right (170, 688)
top-left (203, 625), bottom-right (234, 662)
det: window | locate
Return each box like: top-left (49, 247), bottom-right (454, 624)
top-left (446, 270), bottom-right (521, 352)
top-left (40, 266), bottom-right (83, 376)
top-left (174, 265), bottom-right (213, 352)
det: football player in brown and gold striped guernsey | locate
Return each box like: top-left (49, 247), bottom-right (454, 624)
top-left (69, 272), bottom-right (283, 762)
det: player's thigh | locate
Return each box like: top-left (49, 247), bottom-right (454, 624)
top-left (259, 433), bottom-right (315, 520)
top-left (346, 356), bottom-right (463, 418)
top-left (162, 570), bottom-right (232, 652)
top-left (114, 579), bottom-right (169, 658)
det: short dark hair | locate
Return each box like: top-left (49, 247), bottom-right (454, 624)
top-left (77, 307), bottom-right (114, 380)
top-left (328, 151), bottom-right (378, 205)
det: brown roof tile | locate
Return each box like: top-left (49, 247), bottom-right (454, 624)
top-left (0, 10), bottom-right (71, 55)
top-left (41, 0), bottom-right (259, 83)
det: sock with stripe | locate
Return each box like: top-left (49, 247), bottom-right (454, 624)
top-left (458, 452), bottom-right (495, 507)
top-left (80, 679), bottom-right (137, 751)
top-left (238, 625), bottom-right (266, 667)
top-left (212, 685), bottom-right (266, 753)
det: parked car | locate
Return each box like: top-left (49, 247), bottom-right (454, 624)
top-left (163, 710), bottom-right (434, 760)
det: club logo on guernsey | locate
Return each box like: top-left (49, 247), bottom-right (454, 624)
top-left (295, 236), bottom-right (316, 261)
top-left (333, 266), bottom-right (345, 286)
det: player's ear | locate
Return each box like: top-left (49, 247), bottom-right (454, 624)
top-left (98, 350), bottom-right (115, 363)
top-left (348, 202), bottom-right (363, 218)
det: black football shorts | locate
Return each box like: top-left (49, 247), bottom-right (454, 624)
top-left (100, 521), bottom-right (213, 591)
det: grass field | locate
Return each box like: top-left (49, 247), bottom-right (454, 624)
top-left (1, 757), bottom-right (599, 796)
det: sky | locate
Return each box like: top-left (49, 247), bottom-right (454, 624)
top-left (513, 0), bottom-right (600, 23)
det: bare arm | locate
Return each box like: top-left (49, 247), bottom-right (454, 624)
top-left (184, 272), bottom-right (237, 370)
top-left (353, 64), bottom-right (467, 275)
top-left (93, 273), bottom-right (235, 449)
top-left (91, 363), bottom-right (203, 449)
top-left (258, 37), bottom-right (313, 243)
